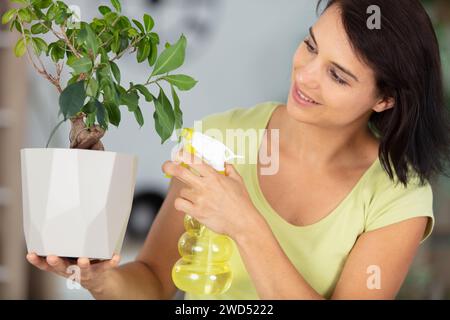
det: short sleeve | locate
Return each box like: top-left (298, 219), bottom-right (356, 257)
top-left (364, 177), bottom-right (435, 244)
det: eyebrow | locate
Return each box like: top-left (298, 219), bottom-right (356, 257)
top-left (308, 27), bottom-right (360, 82)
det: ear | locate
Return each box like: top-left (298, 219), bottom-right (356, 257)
top-left (372, 96), bottom-right (395, 113)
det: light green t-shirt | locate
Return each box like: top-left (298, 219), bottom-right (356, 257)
top-left (184, 101), bottom-right (434, 300)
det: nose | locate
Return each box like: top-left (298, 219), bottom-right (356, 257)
top-left (294, 62), bottom-right (320, 89)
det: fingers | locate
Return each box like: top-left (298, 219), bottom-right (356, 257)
top-left (27, 253), bottom-right (73, 277)
top-left (77, 255), bottom-right (120, 271)
top-left (179, 187), bottom-right (197, 203)
top-left (102, 254), bottom-right (121, 271)
top-left (109, 254), bottom-right (121, 267)
top-left (174, 197), bottom-right (195, 215)
top-left (27, 252), bottom-right (120, 285)
top-left (26, 253), bottom-right (51, 272)
top-left (46, 255), bottom-right (71, 276)
top-left (162, 160), bottom-right (202, 188)
top-left (77, 257), bottom-right (91, 270)
top-left (225, 163), bottom-right (241, 180)
top-left (174, 149), bottom-right (217, 177)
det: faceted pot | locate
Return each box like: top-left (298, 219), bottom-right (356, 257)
top-left (20, 148), bottom-right (138, 259)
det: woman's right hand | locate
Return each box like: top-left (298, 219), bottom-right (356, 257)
top-left (26, 252), bottom-right (121, 292)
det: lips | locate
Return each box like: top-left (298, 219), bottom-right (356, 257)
top-left (294, 85), bottom-right (320, 105)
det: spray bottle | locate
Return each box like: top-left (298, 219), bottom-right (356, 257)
top-left (166, 128), bottom-right (243, 295)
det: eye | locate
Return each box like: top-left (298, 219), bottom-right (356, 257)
top-left (303, 39), bottom-right (316, 54)
top-left (330, 68), bottom-right (347, 86)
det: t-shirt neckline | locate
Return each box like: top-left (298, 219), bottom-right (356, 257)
top-left (250, 101), bottom-right (380, 231)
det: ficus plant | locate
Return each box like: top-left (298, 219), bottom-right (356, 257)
top-left (1, 0), bottom-right (198, 150)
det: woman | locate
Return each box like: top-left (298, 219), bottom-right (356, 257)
top-left (27, 0), bottom-right (450, 299)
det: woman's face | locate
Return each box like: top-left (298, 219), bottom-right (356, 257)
top-left (287, 4), bottom-right (393, 128)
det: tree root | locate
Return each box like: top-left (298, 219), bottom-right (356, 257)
top-left (69, 113), bottom-right (105, 151)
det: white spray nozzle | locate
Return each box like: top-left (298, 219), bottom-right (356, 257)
top-left (179, 128), bottom-right (244, 172)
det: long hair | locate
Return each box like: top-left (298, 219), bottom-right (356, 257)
top-left (317, 0), bottom-right (450, 187)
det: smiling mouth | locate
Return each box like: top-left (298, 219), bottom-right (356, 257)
top-left (295, 86), bottom-right (320, 105)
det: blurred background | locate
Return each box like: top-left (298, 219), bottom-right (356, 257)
top-left (0, 0), bottom-right (448, 299)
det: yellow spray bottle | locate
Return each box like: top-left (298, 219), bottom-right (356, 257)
top-left (166, 128), bottom-right (244, 295)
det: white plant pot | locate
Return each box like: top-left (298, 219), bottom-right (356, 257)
top-left (20, 148), bottom-right (138, 259)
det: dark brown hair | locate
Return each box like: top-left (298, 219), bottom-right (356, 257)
top-left (317, 0), bottom-right (450, 187)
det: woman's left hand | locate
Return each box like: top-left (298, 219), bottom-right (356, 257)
top-left (162, 150), bottom-right (261, 239)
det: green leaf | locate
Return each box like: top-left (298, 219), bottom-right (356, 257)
top-left (48, 41), bottom-right (65, 62)
top-left (84, 24), bottom-right (99, 56)
top-left (67, 74), bottom-right (79, 84)
top-left (86, 113), bottom-right (96, 128)
top-left (134, 106), bottom-right (144, 128)
top-left (151, 34), bottom-right (187, 76)
top-left (163, 74), bottom-right (198, 91)
top-left (31, 22), bottom-right (48, 34)
top-left (59, 81), bottom-right (86, 120)
top-left (11, 0), bottom-right (28, 4)
top-left (18, 8), bottom-right (32, 23)
top-left (111, 30), bottom-right (120, 53)
top-left (31, 37), bottom-right (48, 56)
top-left (86, 78), bottom-right (99, 97)
top-left (128, 28), bottom-right (138, 38)
top-left (148, 32), bottom-right (160, 44)
top-left (171, 85), bottom-right (183, 130)
top-left (137, 40), bottom-right (151, 63)
top-left (68, 56), bottom-right (93, 74)
top-left (153, 88), bottom-right (175, 144)
top-left (104, 11), bottom-right (118, 26)
top-left (33, 0), bottom-right (53, 9)
top-left (46, 4), bottom-right (58, 20)
top-left (32, 6), bottom-right (45, 20)
top-left (111, 0), bottom-right (121, 13)
top-left (120, 91), bottom-right (139, 112)
top-left (14, 20), bottom-right (23, 33)
top-left (132, 19), bottom-right (144, 33)
top-left (110, 61), bottom-right (121, 84)
top-left (143, 14), bottom-right (154, 32)
top-left (14, 37), bottom-right (28, 57)
top-left (2, 8), bottom-right (17, 25)
top-left (148, 42), bottom-right (158, 67)
top-left (95, 100), bottom-right (108, 129)
top-left (54, 8), bottom-right (68, 25)
top-left (98, 6), bottom-right (112, 15)
top-left (104, 102), bottom-right (121, 127)
top-left (81, 100), bottom-right (96, 114)
top-left (134, 84), bottom-right (154, 102)
top-left (119, 34), bottom-right (129, 52)
top-left (117, 16), bottom-right (131, 29)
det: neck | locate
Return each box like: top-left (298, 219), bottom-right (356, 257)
top-left (278, 107), bottom-right (377, 169)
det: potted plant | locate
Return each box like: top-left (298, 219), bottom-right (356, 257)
top-left (2, 0), bottom-right (197, 259)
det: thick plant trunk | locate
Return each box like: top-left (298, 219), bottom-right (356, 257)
top-left (69, 113), bottom-right (105, 151)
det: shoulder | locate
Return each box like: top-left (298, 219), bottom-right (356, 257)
top-left (362, 160), bottom-right (434, 243)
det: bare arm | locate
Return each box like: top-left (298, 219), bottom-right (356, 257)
top-left (331, 216), bottom-right (428, 299)
top-left (236, 214), bottom-right (428, 299)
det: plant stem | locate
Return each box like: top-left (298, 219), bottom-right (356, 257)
top-left (46, 119), bottom-right (65, 148)
top-left (17, 19), bottom-right (62, 93)
top-left (38, 21), bottom-right (64, 41)
top-left (60, 22), bottom-right (82, 58)
top-left (110, 34), bottom-right (146, 62)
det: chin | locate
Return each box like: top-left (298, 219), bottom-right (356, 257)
top-left (285, 99), bottom-right (325, 128)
